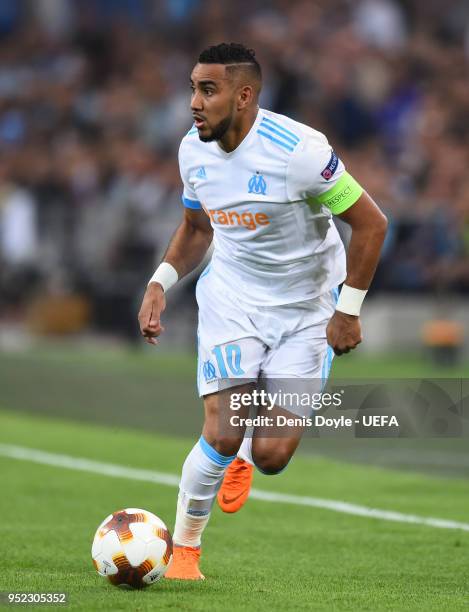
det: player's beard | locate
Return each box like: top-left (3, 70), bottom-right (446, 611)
top-left (198, 113), bottom-right (232, 143)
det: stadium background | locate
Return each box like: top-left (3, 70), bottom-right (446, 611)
top-left (0, 1), bottom-right (468, 610)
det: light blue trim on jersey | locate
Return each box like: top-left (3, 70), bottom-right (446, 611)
top-left (257, 129), bottom-right (295, 152)
top-left (259, 121), bottom-right (299, 147)
top-left (327, 345), bottom-right (334, 373)
top-left (321, 345), bottom-right (334, 392)
top-left (199, 436), bottom-right (237, 467)
top-left (196, 330), bottom-right (201, 395)
top-left (321, 286), bottom-right (339, 390)
top-left (187, 124), bottom-right (198, 135)
top-left (182, 195), bottom-right (202, 209)
top-left (321, 345), bottom-right (334, 386)
top-left (260, 117), bottom-right (300, 143)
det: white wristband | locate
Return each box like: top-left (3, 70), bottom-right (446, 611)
top-left (335, 284), bottom-right (367, 316)
top-left (148, 262), bottom-right (178, 293)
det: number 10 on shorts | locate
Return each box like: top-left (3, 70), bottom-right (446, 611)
top-left (212, 344), bottom-right (245, 377)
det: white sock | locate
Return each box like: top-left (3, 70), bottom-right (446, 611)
top-left (237, 437), bottom-right (253, 465)
top-left (173, 436), bottom-right (236, 547)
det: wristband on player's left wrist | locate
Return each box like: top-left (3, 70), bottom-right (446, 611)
top-left (335, 284), bottom-right (367, 317)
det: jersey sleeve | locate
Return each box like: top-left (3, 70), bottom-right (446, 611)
top-left (178, 142), bottom-right (202, 210)
top-left (286, 130), bottom-right (363, 215)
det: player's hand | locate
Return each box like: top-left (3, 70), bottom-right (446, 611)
top-left (138, 282), bottom-right (166, 345)
top-left (326, 311), bottom-right (362, 356)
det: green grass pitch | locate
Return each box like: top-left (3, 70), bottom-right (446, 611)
top-left (1, 408), bottom-right (468, 611)
top-left (1, 346), bottom-right (468, 610)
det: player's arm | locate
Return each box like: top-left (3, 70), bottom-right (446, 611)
top-left (337, 191), bottom-right (388, 291)
top-left (287, 134), bottom-right (388, 355)
top-left (327, 190), bottom-right (388, 355)
top-left (138, 208), bottom-right (213, 345)
top-left (157, 207), bottom-right (213, 279)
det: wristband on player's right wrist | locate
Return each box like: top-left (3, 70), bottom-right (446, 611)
top-left (335, 284), bottom-right (367, 316)
top-left (148, 262), bottom-right (179, 293)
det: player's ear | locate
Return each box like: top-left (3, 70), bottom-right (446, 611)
top-left (237, 85), bottom-right (253, 110)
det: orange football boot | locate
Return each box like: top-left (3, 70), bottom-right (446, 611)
top-left (217, 458), bottom-right (254, 513)
top-left (164, 545), bottom-right (205, 580)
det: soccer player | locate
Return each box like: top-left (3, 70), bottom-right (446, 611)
top-left (138, 43), bottom-right (387, 580)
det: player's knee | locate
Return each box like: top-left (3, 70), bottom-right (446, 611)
top-left (205, 435), bottom-right (242, 458)
top-left (252, 447), bottom-right (291, 475)
top-left (202, 417), bottom-right (240, 457)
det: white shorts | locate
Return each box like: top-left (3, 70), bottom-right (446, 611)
top-left (196, 267), bottom-right (338, 407)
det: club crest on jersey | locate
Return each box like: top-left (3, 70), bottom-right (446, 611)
top-left (248, 172), bottom-right (267, 195)
top-left (321, 151), bottom-right (339, 180)
top-left (203, 360), bottom-right (216, 382)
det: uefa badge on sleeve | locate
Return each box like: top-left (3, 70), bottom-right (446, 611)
top-left (321, 151), bottom-right (339, 180)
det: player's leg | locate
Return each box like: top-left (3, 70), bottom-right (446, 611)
top-left (217, 387), bottom-right (309, 511)
top-left (251, 289), bottom-right (337, 476)
top-left (165, 383), bottom-right (253, 580)
top-left (251, 402), bottom-right (307, 474)
top-left (217, 392), bottom-right (301, 511)
top-left (218, 291), bottom-right (337, 513)
top-left (166, 274), bottom-right (265, 578)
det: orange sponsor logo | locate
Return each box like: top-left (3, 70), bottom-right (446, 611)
top-left (207, 209), bottom-right (270, 230)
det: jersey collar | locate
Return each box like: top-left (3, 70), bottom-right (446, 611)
top-left (214, 107), bottom-right (263, 159)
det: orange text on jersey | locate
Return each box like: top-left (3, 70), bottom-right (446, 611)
top-left (207, 209), bottom-right (270, 230)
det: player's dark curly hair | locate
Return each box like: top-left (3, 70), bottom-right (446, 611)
top-left (198, 43), bottom-right (262, 81)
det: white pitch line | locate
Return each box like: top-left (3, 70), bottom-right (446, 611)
top-left (1, 443), bottom-right (468, 533)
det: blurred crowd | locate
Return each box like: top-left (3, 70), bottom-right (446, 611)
top-left (0, 0), bottom-right (468, 337)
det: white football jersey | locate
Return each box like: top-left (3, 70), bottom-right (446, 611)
top-left (178, 108), bottom-right (363, 306)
